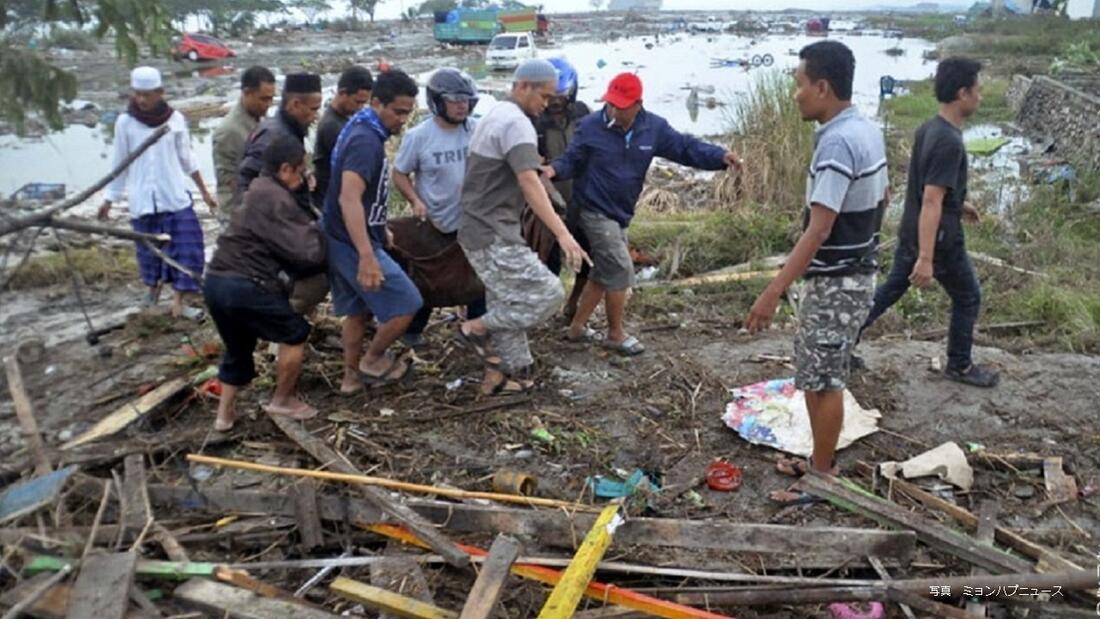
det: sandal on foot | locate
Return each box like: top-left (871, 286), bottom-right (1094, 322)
top-left (453, 328), bottom-right (501, 369)
top-left (564, 326), bottom-right (599, 343)
top-left (360, 357), bottom-right (413, 387)
top-left (603, 335), bottom-right (645, 356)
top-left (262, 401), bottom-right (318, 420)
top-left (768, 487), bottom-right (824, 507)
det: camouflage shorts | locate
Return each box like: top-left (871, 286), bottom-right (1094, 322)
top-left (794, 273), bottom-right (874, 392)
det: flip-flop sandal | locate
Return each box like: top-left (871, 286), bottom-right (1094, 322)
top-left (360, 357), bottom-right (413, 387)
top-left (564, 327), bottom-right (599, 343)
top-left (603, 335), bottom-right (645, 356)
top-left (262, 402), bottom-right (319, 420)
top-left (768, 487), bottom-right (824, 507)
top-left (453, 328), bottom-right (501, 369)
top-left (484, 375), bottom-right (534, 396)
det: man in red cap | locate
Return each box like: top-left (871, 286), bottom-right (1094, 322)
top-left (545, 72), bottom-right (742, 356)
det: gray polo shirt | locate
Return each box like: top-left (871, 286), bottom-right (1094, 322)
top-left (394, 117), bottom-right (475, 234)
top-left (457, 100), bottom-right (542, 251)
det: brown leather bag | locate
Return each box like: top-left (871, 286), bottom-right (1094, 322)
top-left (388, 217), bottom-right (484, 308)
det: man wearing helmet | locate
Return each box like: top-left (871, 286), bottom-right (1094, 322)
top-left (530, 56), bottom-right (592, 320)
top-left (392, 68), bottom-right (485, 348)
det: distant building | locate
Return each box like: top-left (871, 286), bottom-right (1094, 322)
top-left (1066, 0), bottom-right (1100, 17)
top-left (607, 0), bottom-right (663, 11)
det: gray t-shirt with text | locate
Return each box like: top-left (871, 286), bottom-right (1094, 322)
top-left (393, 117), bottom-right (476, 234)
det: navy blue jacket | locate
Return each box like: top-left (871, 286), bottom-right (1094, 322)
top-left (550, 107), bottom-right (728, 226)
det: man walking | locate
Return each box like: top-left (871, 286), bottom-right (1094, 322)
top-left (323, 70), bottom-right (423, 393)
top-left (456, 59), bottom-right (590, 395)
top-left (392, 68), bottom-right (484, 348)
top-left (212, 66), bottom-right (276, 217)
top-left (547, 72), bottom-right (741, 355)
top-left (745, 41), bottom-right (889, 504)
top-left (238, 73), bottom-right (323, 204)
top-left (314, 66), bottom-right (374, 204)
top-left (857, 58), bottom-right (998, 388)
top-left (99, 66), bottom-right (217, 320)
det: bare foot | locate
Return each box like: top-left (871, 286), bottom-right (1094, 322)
top-left (339, 374), bottom-right (365, 395)
top-left (213, 416), bottom-right (235, 432)
top-left (262, 398), bottom-right (318, 420)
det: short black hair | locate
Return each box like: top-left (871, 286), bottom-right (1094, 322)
top-left (799, 41), bottom-right (855, 102)
top-left (338, 66), bottom-right (374, 94)
top-left (262, 134), bottom-right (305, 174)
top-left (935, 57), bottom-right (982, 103)
top-left (372, 69), bottom-right (418, 105)
top-left (241, 66), bottom-right (275, 91)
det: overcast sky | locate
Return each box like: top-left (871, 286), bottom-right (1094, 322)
top-left (371, 0), bottom-right (927, 20)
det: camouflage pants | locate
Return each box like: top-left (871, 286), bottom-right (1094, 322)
top-left (463, 241), bottom-right (564, 373)
top-left (794, 273), bottom-right (874, 392)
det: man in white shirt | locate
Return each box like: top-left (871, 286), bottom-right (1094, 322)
top-left (98, 66), bottom-right (217, 319)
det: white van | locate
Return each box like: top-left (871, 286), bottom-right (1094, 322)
top-left (486, 32), bottom-right (536, 70)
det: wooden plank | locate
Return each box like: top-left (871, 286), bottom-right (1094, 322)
top-left (368, 524), bottom-right (736, 619)
top-left (1043, 457), bottom-right (1078, 505)
top-left (62, 378), bottom-right (189, 450)
top-left (266, 415), bottom-right (469, 567)
top-left (0, 576), bottom-right (145, 619)
top-left (966, 500), bottom-right (999, 617)
top-left (147, 484), bottom-right (914, 565)
top-left (883, 474), bottom-right (1082, 572)
top-left (329, 577), bottom-right (458, 619)
top-left (65, 552), bottom-right (137, 619)
top-left (3, 354), bottom-right (53, 476)
top-left (372, 542), bottom-right (436, 619)
top-left (538, 505), bottom-right (621, 619)
top-left (799, 473), bottom-right (1032, 575)
top-left (120, 455), bottom-right (150, 537)
top-left (289, 478), bottom-right (324, 551)
top-left (173, 578), bottom-right (342, 619)
top-left (0, 466), bottom-right (77, 525)
top-left (458, 535), bottom-right (520, 619)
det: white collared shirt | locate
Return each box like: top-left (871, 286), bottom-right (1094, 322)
top-left (105, 110), bottom-right (200, 218)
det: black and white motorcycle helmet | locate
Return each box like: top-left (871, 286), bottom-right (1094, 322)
top-left (426, 68), bottom-right (478, 125)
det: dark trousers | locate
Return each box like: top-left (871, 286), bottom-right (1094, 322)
top-left (406, 296), bottom-right (487, 336)
top-left (862, 244), bottom-right (981, 371)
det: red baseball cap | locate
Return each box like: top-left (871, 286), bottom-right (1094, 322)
top-left (601, 73), bottom-right (643, 109)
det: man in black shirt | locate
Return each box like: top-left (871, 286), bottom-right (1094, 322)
top-left (859, 57), bottom-right (999, 388)
top-left (314, 66), bottom-right (373, 204)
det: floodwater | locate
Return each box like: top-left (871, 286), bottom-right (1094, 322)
top-left (0, 30), bottom-right (936, 198)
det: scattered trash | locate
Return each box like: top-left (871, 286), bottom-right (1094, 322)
top-left (965, 442), bottom-right (985, 452)
top-left (704, 461), bottom-right (741, 491)
top-left (637, 265), bottom-right (659, 281)
top-left (596, 58), bottom-right (607, 68)
top-left (828, 601), bottom-right (885, 619)
top-left (189, 464), bottom-right (214, 482)
top-left (446, 377), bottom-right (465, 392)
top-left (492, 470), bottom-right (537, 496)
top-left (880, 442), bottom-right (975, 491)
top-left (1013, 483), bottom-right (1036, 499)
top-left (379, 408), bottom-right (395, 417)
top-left (966, 136), bottom-right (1010, 156)
top-left (530, 416), bottom-right (555, 444)
top-left (588, 469), bottom-right (660, 499)
top-left (722, 378), bottom-right (881, 457)
top-left (0, 466), bottom-right (77, 525)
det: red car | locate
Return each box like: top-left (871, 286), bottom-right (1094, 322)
top-left (176, 33), bottom-right (235, 62)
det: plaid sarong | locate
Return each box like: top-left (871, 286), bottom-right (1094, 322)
top-left (130, 205), bottom-right (205, 293)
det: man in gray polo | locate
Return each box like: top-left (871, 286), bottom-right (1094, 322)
top-left (455, 59), bottom-right (590, 396)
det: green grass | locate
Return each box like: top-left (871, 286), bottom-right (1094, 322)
top-left (4, 246), bottom-right (136, 290)
top-left (883, 77), bottom-right (1013, 135)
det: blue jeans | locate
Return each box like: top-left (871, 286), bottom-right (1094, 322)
top-left (862, 243), bottom-right (981, 371)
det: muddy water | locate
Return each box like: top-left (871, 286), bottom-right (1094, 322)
top-left (0, 31), bottom-right (936, 197)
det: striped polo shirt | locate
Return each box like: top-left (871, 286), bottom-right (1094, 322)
top-left (803, 106), bottom-right (889, 278)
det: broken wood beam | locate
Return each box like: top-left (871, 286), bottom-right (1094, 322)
top-left (64, 552), bottom-right (137, 619)
top-left (458, 535), bottom-right (520, 619)
top-left (47, 218), bottom-right (170, 245)
top-left (539, 504), bottom-right (621, 618)
top-left (367, 523), bottom-right (736, 619)
top-left (883, 473), bottom-right (1082, 572)
top-left (0, 565), bottom-right (72, 619)
top-left (120, 454), bottom-right (150, 541)
top-left (330, 577), bottom-right (457, 619)
top-left (185, 452), bottom-right (598, 512)
top-left (62, 377), bottom-right (190, 450)
top-left (289, 478), bottom-right (324, 552)
top-left (666, 569), bottom-right (1096, 606)
top-left (799, 473), bottom-right (1032, 574)
top-left (173, 578), bottom-right (342, 619)
top-left (266, 415), bottom-right (469, 567)
top-left (3, 354), bottom-right (53, 476)
top-left (967, 500), bottom-right (999, 617)
top-left (148, 484), bottom-right (916, 566)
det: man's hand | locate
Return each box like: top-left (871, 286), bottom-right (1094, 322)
top-left (722, 150), bottom-right (745, 170)
top-left (540, 165), bottom-right (557, 180)
top-left (909, 256), bottom-right (934, 288)
top-left (357, 254), bottom-right (384, 291)
top-left (202, 189), bottom-right (219, 213)
top-left (962, 201), bottom-right (981, 224)
top-left (557, 232), bottom-right (592, 274)
top-left (97, 201), bottom-right (111, 221)
top-left (745, 288), bottom-right (781, 333)
top-left (412, 199), bottom-right (428, 223)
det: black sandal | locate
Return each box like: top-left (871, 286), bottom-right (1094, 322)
top-left (360, 357), bottom-right (413, 386)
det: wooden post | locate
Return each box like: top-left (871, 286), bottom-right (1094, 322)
top-left (538, 504), bottom-right (621, 619)
top-left (120, 454), bottom-right (150, 541)
top-left (289, 478), bottom-right (324, 552)
top-left (3, 355), bottom-right (52, 476)
top-left (966, 500), bottom-right (1000, 617)
top-left (458, 535), bottom-right (520, 619)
